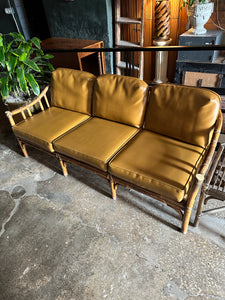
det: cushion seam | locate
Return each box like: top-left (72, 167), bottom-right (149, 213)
top-left (109, 164), bottom-right (191, 194)
top-left (55, 147), bottom-right (107, 164)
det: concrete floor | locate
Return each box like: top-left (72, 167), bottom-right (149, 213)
top-left (0, 128), bottom-right (225, 300)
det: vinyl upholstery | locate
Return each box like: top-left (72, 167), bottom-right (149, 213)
top-left (53, 117), bottom-right (139, 171)
top-left (92, 74), bottom-right (149, 128)
top-left (51, 68), bottom-right (96, 114)
top-left (109, 130), bottom-right (205, 202)
top-left (11, 69), bottom-right (221, 211)
top-left (145, 84), bottom-right (221, 148)
top-left (13, 107), bottom-right (90, 152)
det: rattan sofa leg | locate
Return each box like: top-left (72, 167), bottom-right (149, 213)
top-left (110, 177), bottom-right (117, 200)
top-left (193, 187), bottom-right (206, 227)
top-left (182, 174), bottom-right (204, 234)
top-left (59, 157), bottom-right (68, 177)
top-left (18, 140), bottom-right (28, 157)
top-left (182, 208), bottom-right (192, 234)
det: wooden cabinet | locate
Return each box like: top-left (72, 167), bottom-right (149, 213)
top-left (41, 38), bottom-right (106, 76)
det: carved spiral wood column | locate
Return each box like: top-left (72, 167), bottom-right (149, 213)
top-left (153, 0), bottom-right (172, 83)
top-left (155, 0), bottom-right (170, 40)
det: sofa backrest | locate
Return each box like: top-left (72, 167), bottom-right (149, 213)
top-left (144, 84), bottom-right (221, 148)
top-left (51, 68), bottom-right (96, 115)
top-left (92, 74), bottom-right (149, 128)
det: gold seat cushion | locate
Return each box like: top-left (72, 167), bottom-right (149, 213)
top-left (145, 84), bottom-right (221, 148)
top-left (109, 130), bottom-right (205, 202)
top-left (13, 107), bottom-right (90, 152)
top-left (53, 117), bottom-right (139, 171)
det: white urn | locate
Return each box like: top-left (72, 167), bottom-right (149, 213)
top-left (187, 2), bottom-right (214, 35)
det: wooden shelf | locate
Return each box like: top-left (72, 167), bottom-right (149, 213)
top-left (117, 61), bottom-right (140, 70)
top-left (116, 17), bottom-right (142, 24)
top-left (115, 0), bottom-right (144, 79)
top-left (116, 40), bottom-right (141, 48)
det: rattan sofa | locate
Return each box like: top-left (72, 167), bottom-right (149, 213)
top-left (6, 68), bottom-right (222, 234)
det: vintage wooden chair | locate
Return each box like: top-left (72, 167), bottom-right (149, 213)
top-left (194, 142), bottom-right (225, 226)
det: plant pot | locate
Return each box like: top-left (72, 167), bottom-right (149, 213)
top-left (4, 90), bottom-right (42, 112)
top-left (4, 93), bottom-right (41, 123)
top-left (187, 2), bottom-right (214, 35)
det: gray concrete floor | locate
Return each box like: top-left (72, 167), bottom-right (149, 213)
top-left (0, 129), bottom-right (225, 300)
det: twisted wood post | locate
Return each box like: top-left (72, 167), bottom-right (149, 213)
top-left (153, 0), bottom-right (171, 83)
top-left (155, 0), bottom-right (170, 40)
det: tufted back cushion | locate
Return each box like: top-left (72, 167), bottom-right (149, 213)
top-left (92, 74), bottom-right (149, 128)
top-left (51, 68), bottom-right (96, 115)
top-left (144, 84), bottom-right (221, 148)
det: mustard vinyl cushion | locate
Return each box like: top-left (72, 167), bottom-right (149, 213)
top-left (92, 74), bottom-right (149, 128)
top-left (145, 84), bottom-right (221, 148)
top-left (13, 107), bottom-right (90, 152)
top-left (51, 68), bottom-right (96, 114)
top-left (109, 130), bottom-right (204, 202)
top-left (54, 117), bottom-right (139, 171)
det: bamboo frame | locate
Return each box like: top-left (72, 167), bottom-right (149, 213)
top-left (18, 139), bottom-right (28, 157)
top-left (5, 86), bottom-right (50, 127)
top-left (194, 137), bottom-right (225, 227)
top-left (5, 86), bottom-right (50, 157)
top-left (4, 79), bottom-right (222, 234)
top-left (8, 120), bottom-right (222, 234)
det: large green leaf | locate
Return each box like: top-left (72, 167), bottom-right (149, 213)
top-left (46, 62), bottom-right (54, 71)
top-left (0, 35), bottom-right (3, 47)
top-left (6, 40), bottom-right (14, 52)
top-left (34, 49), bottom-right (44, 56)
top-left (18, 43), bottom-right (31, 61)
top-left (42, 54), bottom-right (54, 60)
top-left (6, 53), bottom-right (17, 72)
top-left (0, 46), bottom-right (5, 67)
top-left (30, 37), bottom-right (41, 49)
top-left (11, 48), bottom-right (23, 57)
top-left (0, 77), bottom-right (9, 98)
top-left (19, 52), bottom-right (27, 62)
top-left (24, 60), bottom-right (40, 72)
top-left (16, 67), bottom-right (27, 93)
top-left (26, 73), bottom-right (40, 96)
top-left (9, 32), bottom-right (25, 42)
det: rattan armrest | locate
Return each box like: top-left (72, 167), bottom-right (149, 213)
top-left (5, 85), bottom-right (50, 126)
top-left (198, 112), bottom-right (223, 178)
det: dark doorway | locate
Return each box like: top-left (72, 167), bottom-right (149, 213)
top-left (23, 0), bottom-right (50, 40)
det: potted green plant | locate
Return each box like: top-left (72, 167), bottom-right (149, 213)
top-left (181, 0), bottom-right (214, 35)
top-left (0, 32), bottom-right (54, 108)
top-left (181, 0), bottom-right (207, 8)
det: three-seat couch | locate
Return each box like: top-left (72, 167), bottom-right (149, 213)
top-left (6, 68), bottom-right (222, 233)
